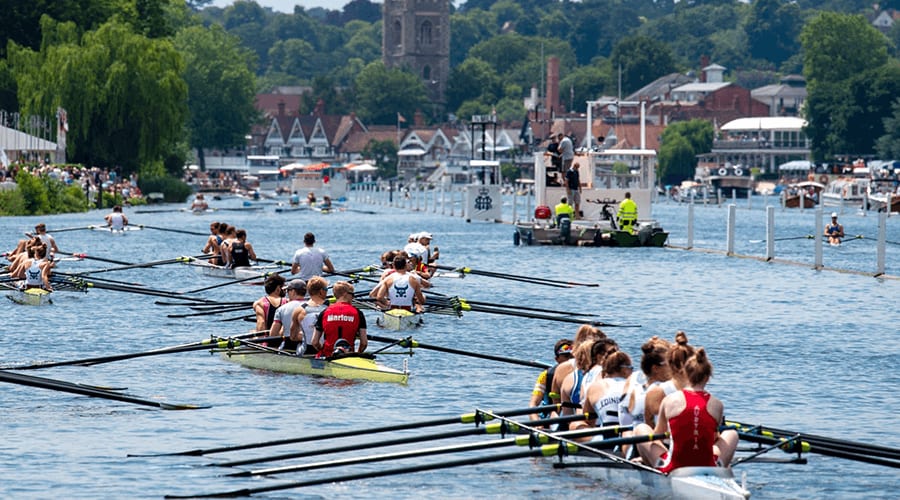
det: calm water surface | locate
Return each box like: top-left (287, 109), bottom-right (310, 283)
top-left (1, 196), bottom-right (898, 499)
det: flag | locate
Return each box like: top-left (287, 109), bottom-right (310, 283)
top-left (397, 112), bottom-right (406, 123)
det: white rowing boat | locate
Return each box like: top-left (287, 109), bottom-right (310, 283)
top-left (89, 225), bottom-right (142, 235)
top-left (558, 455), bottom-right (750, 499)
top-left (375, 308), bottom-right (423, 331)
top-left (190, 261), bottom-right (272, 280)
top-left (6, 287), bottom-right (53, 306)
top-left (220, 348), bottom-right (409, 384)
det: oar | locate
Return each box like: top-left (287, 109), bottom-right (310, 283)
top-left (134, 208), bottom-right (184, 214)
top-left (168, 428), bottom-right (658, 498)
top-left (749, 234), bottom-right (814, 243)
top-left (429, 297), bottom-right (596, 317)
top-left (46, 225), bottom-right (95, 233)
top-left (135, 404), bottom-right (574, 457)
top-left (135, 224), bottom-right (208, 236)
top-left (368, 334), bottom-right (550, 369)
top-left (448, 297), bottom-right (638, 328)
top-left (435, 264), bottom-right (599, 287)
top-left (1, 333), bottom-right (275, 370)
top-left (54, 251), bottom-right (134, 266)
top-left (209, 412), bottom-right (611, 468)
top-left (166, 305), bottom-right (251, 318)
top-left (70, 254), bottom-right (213, 276)
top-left (0, 370), bottom-right (207, 410)
top-left (731, 421), bottom-right (900, 464)
top-left (182, 268), bottom-right (292, 294)
top-left (227, 420), bottom-right (622, 477)
top-left (62, 278), bottom-right (204, 301)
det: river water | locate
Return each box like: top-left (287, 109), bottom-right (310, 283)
top-left (1, 195), bottom-right (898, 499)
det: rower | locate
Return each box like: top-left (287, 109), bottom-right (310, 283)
top-left (312, 281), bottom-right (368, 358)
top-left (202, 222), bottom-right (223, 265)
top-left (320, 195), bottom-right (332, 210)
top-left (20, 244), bottom-right (53, 291)
top-left (104, 205), bottom-right (128, 230)
top-left (825, 212), bottom-right (844, 245)
top-left (572, 350), bottom-right (634, 443)
top-left (252, 274), bottom-right (288, 335)
top-left (619, 336), bottom-right (672, 429)
top-left (191, 193), bottom-right (209, 212)
top-left (375, 255), bottom-right (425, 313)
top-left (218, 225), bottom-right (237, 267)
top-left (633, 347), bottom-right (739, 471)
top-left (29, 223), bottom-right (59, 257)
top-left (643, 331), bottom-right (692, 428)
top-left (291, 232), bottom-right (334, 281)
top-left (289, 191), bottom-right (300, 206)
top-left (306, 191), bottom-right (317, 206)
top-left (269, 279), bottom-right (308, 352)
top-left (288, 276), bottom-right (330, 355)
top-left (550, 325), bottom-right (604, 409)
top-left (416, 231), bottom-right (439, 265)
top-left (528, 339), bottom-right (573, 423)
top-left (227, 228), bottom-right (257, 268)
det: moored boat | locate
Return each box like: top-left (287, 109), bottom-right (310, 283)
top-left (220, 348), bottom-right (409, 384)
top-left (6, 287), bottom-right (53, 306)
top-left (782, 181), bottom-right (823, 208)
top-left (376, 308), bottom-right (424, 330)
top-left (821, 177), bottom-right (871, 209)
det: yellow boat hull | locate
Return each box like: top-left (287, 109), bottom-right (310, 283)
top-left (220, 349), bottom-right (408, 384)
top-left (7, 288), bottom-right (53, 306)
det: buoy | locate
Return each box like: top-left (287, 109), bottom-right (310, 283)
top-left (718, 167), bottom-right (728, 176)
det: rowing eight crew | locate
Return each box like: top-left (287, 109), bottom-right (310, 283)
top-left (202, 222), bottom-right (259, 268)
top-left (531, 328), bottom-right (738, 472)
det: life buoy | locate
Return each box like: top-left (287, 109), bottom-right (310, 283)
top-left (819, 174), bottom-right (829, 184)
top-left (718, 167), bottom-right (728, 176)
top-left (733, 167), bottom-right (744, 176)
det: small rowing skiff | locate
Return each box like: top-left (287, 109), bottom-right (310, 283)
top-left (557, 456), bottom-right (750, 499)
top-left (220, 348), bottom-right (409, 384)
top-left (376, 308), bottom-right (423, 331)
top-left (89, 225), bottom-right (142, 235)
top-left (6, 287), bottom-right (53, 306)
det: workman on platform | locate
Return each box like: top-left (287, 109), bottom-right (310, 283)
top-left (554, 196), bottom-right (575, 226)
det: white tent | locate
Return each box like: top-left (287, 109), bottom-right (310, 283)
top-left (778, 160), bottom-right (813, 171)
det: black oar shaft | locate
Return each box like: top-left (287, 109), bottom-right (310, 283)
top-left (152, 404), bottom-right (567, 457)
top-left (368, 334), bottom-right (550, 369)
top-left (0, 370), bottom-right (206, 410)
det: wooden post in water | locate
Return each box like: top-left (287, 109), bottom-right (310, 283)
top-left (814, 207), bottom-right (824, 269)
top-left (766, 206), bottom-right (775, 261)
top-left (876, 211), bottom-right (887, 276)
top-left (726, 204), bottom-right (736, 256)
top-left (687, 203), bottom-right (695, 249)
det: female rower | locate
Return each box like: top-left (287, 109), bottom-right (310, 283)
top-left (620, 336), bottom-right (672, 428)
top-left (551, 325), bottom-right (604, 414)
top-left (633, 347), bottom-right (739, 471)
top-left (643, 331), bottom-right (693, 428)
top-left (558, 338), bottom-right (597, 427)
top-left (572, 350), bottom-right (633, 442)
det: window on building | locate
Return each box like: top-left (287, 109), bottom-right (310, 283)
top-left (420, 21), bottom-right (433, 45)
top-left (423, 65), bottom-right (431, 80)
top-left (393, 20), bottom-right (402, 47)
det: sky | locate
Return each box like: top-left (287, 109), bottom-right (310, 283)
top-left (210, 0), bottom-right (354, 11)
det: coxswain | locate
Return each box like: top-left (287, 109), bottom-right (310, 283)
top-left (288, 276), bottom-right (330, 355)
top-left (375, 255), bottom-right (426, 313)
top-left (191, 193), bottom-right (209, 212)
top-left (312, 280), bottom-right (368, 358)
top-left (291, 232), bottom-right (334, 281)
top-left (252, 274), bottom-right (288, 335)
top-left (269, 279), bottom-right (308, 351)
top-left (633, 347), bottom-right (739, 471)
top-left (528, 339), bottom-right (573, 423)
top-left (104, 205), bottom-right (128, 230)
top-left (825, 212), bottom-right (844, 245)
top-left (617, 191), bottom-right (638, 234)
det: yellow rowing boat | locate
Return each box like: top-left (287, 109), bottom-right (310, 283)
top-left (220, 348), bottom-right (409, 384)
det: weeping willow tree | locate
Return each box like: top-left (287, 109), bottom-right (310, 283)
top-left (9, 16), bottom-right (187, 175)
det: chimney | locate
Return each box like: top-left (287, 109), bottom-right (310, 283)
top-left (414, 109), bottom-right (425, 127)
top-left (699, 55), bottom-right (710, 83)
top-left (314, 98), bottom-right (325, 116)
top-left (277, 100), bottom-right (286, 117)
top-left (546, 56), bottom-right (560, 117)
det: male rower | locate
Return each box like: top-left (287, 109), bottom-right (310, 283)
top-left (104, 205), bottom-right (128, 230)
top-left (202, 222), bottom-right (222, 265)
top-left (269, 279), bottom-right (308, 352)
top-left (291, 232), bottom-right (334, 281)
top-left (312, 281), bottom-right (367, 358)
top-left (28, 223), bottom-right (60, 257)
top-left (226, 229), bottom-right (257, 268)
top-left (288, 276), bottom-right (330, 355)
top-left (825, 212), bottom-right (845, 245)
top-left (375, 255), bottom-right (426, 313)
top-left (191, 193), bottom-right (209, 212)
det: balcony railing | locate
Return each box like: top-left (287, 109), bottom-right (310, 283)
top-left (713, 139), bottom-right (809, 150)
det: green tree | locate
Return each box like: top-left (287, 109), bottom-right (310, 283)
top-left (745, 0), bottom-right (801, 67)
top-left (657, 119), bottom-right (713, 185)
top-left (450, 9), bottom-right (498, 66)
top-left (800, 13), bottom-right (888, 86)
top-left (610, 35), bottom-right (677, 95)
top-left (876, 98), bottom-right (900, 159)
top-left (175, 24), bottom-right (258, 172)
top-left (559, 63), bottom-right (612, 113)
top-left (10, 17), bottom-right (187, 174)
top-left (361, 138), bottom-right (398, 178)
top-left (354, 62), bottom-right (429, 125)
top-left (446, 58), bottom-right (502, 113)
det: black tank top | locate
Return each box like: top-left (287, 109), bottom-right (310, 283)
top-left (231, 241), bottom-right (250, 267)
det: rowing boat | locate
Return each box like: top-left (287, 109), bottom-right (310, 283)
top-left (220, 348), bottom-right (409, 384)
top-left (6, 287), bottom-right (53, 306)
top-left (375, 308), bottom-right (423, 331)
top-left (557, 455), bottom-right (750, 499)
top-left (190, 261), bottom-right (271, 280)
top-left (89, 225), bottom-right (142, 235)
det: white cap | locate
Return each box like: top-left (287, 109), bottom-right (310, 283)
top-left (831, 212), bottom-right (838, 218)
top-left (404, 243), bottom-right (427, 260)
top-left (418, 231), bottom-right (433, 240)
top-left (408, 233), bottom-right (418, 242)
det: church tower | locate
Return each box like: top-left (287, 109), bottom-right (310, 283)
top-left (382, 0), bottom-right (450, 111)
